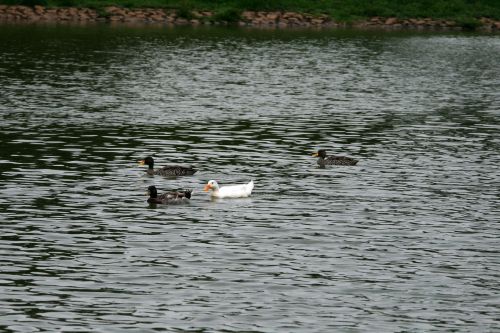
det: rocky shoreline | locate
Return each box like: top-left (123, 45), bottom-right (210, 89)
top-left (1, 5), bottom-right (500, 31)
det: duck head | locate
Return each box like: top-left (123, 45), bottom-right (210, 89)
top-left (203, 180), bottom-right (219, 192)
top-left (138, 156), bottom-right (155, 169)
top-left (147, 185), bottom-right (158, 198)
top-left (312, 149), bottom-right (327, 158)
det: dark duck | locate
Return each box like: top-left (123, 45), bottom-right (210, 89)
top-left (147, 185), bottom-right (192, 204)
top-left (138, 156), bottom-right (197, 176)
top-left (312, 149), bottom-right (358, 166)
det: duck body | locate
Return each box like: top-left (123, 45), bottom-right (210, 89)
top-left (313, 149), bottom-right (358, 166)
top-left (146, 165), bottom-right (197, 177)
top-left (147, 185), bottom-right (192, 205)
top-left (139, 156), bottom-right (197, 176)
top-left (204, 180), bottom-right (254, 198)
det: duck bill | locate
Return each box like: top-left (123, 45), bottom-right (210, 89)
top-left (138, 160), bottom-right (145, 166)
top-left (312, 152), bottom-right (319, 157)
top-left (203, 184), bottom-right (211, 192)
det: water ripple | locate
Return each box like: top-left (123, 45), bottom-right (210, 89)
top-left (0, 25), bottom-right (499, 332)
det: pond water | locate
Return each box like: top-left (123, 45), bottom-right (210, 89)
top-left (0, 24), bottom-right (499, 332)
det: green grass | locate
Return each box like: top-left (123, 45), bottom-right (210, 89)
top-left (213, 7), bottom-right (241, 23)
top-left (1, 0), bottom-right (500, 21)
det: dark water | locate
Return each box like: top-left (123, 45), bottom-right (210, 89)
top-left (0, 24), bottom-right (499, 332)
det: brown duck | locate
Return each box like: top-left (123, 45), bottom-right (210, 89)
top-left (312, 149), bottom-right (358, 166)
top-left (138, 156), bottom-right (197, 176)
top-left (147, 185), bottom-right (192, 204)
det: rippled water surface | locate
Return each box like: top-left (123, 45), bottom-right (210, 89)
top-left (0, 24), bottom-right (499, 332)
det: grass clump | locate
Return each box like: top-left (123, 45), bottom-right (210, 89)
top-left (455, 17), bottom-right (482, 30)
top-left (213, 7), bottom-right (241, 23)
top-left (173, 1), bottom-right (195, 19)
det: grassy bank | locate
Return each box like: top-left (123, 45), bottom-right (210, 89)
top-left (1, 0), bottom-right (500, 22)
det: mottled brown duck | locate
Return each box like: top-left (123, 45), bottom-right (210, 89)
top-left (312, 149), bottom-right (358, 166)
top-left (147, 185), bottom-right (192, 204)
top-left (138, 156), bottom-right (197, 176)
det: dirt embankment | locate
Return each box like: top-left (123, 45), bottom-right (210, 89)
top-left (1, 5), bottom-right (500, 31)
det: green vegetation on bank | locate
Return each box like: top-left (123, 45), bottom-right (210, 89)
top-left (2, 0), bottom-right (500, 21)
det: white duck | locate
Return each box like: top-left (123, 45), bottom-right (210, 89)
top-left (203, 180), bottom-right (254, 198)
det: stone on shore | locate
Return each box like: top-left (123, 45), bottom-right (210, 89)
top-left (0, 5), bottom-right (499, 31)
